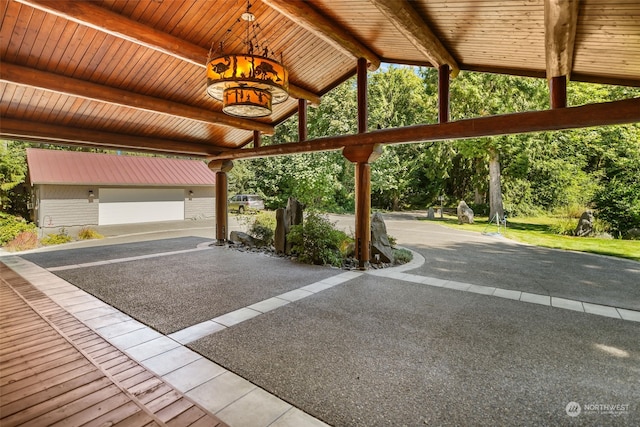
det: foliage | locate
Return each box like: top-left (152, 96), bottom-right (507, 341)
top-left (392, 248), bottom-right (413, 264)
top-left (288, 212), bottom-right (350, 266)
top-left (4, 230), bottom-right (39, 252)
top-left (0, 141), bottom-right (29, 217)
top-left (77, 227), bottom-right (104, 240)
top-left (0, 212), bottom-right (36, 246)
top-left (40, 228), bottom-right (72, 246)
top-left (248, 211), bottom-right (276, 245)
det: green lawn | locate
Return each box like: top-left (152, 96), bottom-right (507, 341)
top-left (425, 215), bottom-right (640, 262)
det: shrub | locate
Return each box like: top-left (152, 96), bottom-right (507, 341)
top-left (548, 217), bottom-right (576, 236)
top-left (41, 228), bottom-right (72, 246)
top-left (288, 212), bottom-right (349, 266)
top-left (4, 230), bottom-right (39, 252)
top-left (393, 248), bottom-right (413, 264)
top-left (248, 211), bottom-right (276, 245)
top-left (77, 227), bottom-right (104, 240)
top-left (0, 212), bottom-right (36, 246)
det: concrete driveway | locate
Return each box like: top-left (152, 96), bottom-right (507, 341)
top-left (7, 213), bottom-right (640, 426)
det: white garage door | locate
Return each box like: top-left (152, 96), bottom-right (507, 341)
top-left (99, 188), bottom-right (184, 225)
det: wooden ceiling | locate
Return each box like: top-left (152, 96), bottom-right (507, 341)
top-left (1, 0), bottom-right (639, 157)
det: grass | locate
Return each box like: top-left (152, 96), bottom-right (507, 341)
top-left (424, 215), bottom-right (640, 262)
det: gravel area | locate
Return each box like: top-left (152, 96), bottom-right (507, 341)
top-left (22, 236), bottom-right (211, 268)
top-left (52, 245), bottom-right (340, 334)
top-left (190, 274), bottom-right (640, 426)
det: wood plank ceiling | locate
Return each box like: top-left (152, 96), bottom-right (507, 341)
top-left (1, 0), bottom-right (639, 157)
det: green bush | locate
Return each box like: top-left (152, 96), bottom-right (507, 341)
top-left (77, 227), bottom-right (104, 240)
top-left (393, 248), bottom-right (413, 264)
top-left (288, 212), bottom-right (349, 266)
top-left (0, 212), bottom-right (36, 246)
top-left (248, 211), bottom-right (276, 245)
top-left (40, 228), bottom-right (72, 246)
top-left (4, 230), bottom-right (39, 252)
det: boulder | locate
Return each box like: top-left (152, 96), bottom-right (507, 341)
top-left (370, 212), bottom-right (394, 264)
top-left (457, 200), bottom-right (474, 224)
top-left (625, 228), bottom-right (640, 240)
top-left (274, 208), bottom-right (286, 254)
top-left (229, 231), bottom-right (257, 247)
top-left (427, 207), bottom-right (435, 219)
top-left (574, 211), bottom-right (594, 237)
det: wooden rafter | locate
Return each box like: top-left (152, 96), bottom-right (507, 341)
top-left (370, 0), bottom-right (459, 77)
top-left (544, 0), bottom-right (579, 79)
top-left (208, 97), bottom-right (640, 161)
top-left (14, 0), bottom-right (321, 105)
top-left (0, 63), bottom-right (275, 136)
top-left (0, 118), bottom-right (220, 156)
top-left (261, 0), bottom-right (381, 71)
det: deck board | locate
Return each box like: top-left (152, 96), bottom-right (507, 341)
top-left (0, 262), bottom-right (227, 427)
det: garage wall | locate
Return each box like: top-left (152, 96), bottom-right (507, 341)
top-left (37, 185), bottom-right (99, 228)
top-left (185, 187), bottom-right (215, 219)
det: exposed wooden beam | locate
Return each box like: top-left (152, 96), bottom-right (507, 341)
top-left (0, 118), bottom-right (219, 156)
top-left (208, 97), bottom-right (640, 161)
top-left (370, 0), bottom-right (459, 77)
top-left (0, 62), bottom-right (275, 135)
top-left (438, 64), bottom-right (450, 123)
top-left (544, 0), bottom-right (579, 79)
top-left (14, 0), bottom-right (321, 105)
top-left (261, 0), bottom-right (381, 71)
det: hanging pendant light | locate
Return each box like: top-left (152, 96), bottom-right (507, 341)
top-left (206, 4), bottom-right (289, 118)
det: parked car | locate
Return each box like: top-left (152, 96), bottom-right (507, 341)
top-left (229, 194), bottom-right (265, 213)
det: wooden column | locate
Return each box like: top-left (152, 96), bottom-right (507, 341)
top-left (298, 99), bottom-right (308, 142)
top-left (550, 75), bottom-right (567, 109)
top-left (347, 57), bottom-right (374, 270)
top-left (438, 64), bottom-right (450, 123)
top-left (253, 130), bottom-right (261, 148)
top-left (208, 160), bottom-right (233, 245)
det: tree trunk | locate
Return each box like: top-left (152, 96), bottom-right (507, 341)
top-left (488, 148), bottom-right (504, 220)
top-left (474, 158), bottom-right (484, 205)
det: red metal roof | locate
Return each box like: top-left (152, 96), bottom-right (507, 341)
top-left (26, 149), bottom-right (216, 186)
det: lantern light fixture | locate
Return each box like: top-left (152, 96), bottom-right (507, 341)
top-left (206, 2), bottom-right (289, 118)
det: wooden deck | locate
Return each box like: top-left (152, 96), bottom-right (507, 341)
top-left (0, 263), bottom-right (227, 427)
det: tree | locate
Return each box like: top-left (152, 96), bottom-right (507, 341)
top-left (0, 141), bottom-right (29, 217)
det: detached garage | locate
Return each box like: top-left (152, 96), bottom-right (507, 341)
top-left (26, 148), bottom-right (217, 229)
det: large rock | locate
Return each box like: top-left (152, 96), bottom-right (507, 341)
top-left (273, 197), bottom-right (304, 255)
top-left (229, 231), bottom-right (256, 247)
top-left (427, 207), bottom-right (435, 219)
top-left (370, 212), bottom-right (394, 264)
top-left (574, 211), bottom-right (594, 237)
top-left (274, 208), bottom-right (286, 254)
top-left (457, 200), bottom-right (474, 224)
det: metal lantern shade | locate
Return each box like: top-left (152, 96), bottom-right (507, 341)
top-left (223, 87), bottom-right (272, 117)
top-left (207, 54), bottom-right (289, 117)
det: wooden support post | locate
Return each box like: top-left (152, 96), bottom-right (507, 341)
top-left (550, 75), bottom-right (567, 109)
top-left (357, 58), bottom-right (368, 133)
top-left (253, 130), bottom-right (261, 148)
top-left (298, 99), bottom-right (308, 142)
top-left (209, 160), bottom-right (233, 245)
top-left (438, 64), bottom-right (450, 123)
top-left (344, 145), bottom-right (381, 270)
top-left (355, 162), bottom-right (371, 269)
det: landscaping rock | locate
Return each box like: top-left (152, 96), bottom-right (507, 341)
top-left (574, 211), bottom-right (594, 237)
top-left (229, 231), bottom-right (257, 247)
top-left (427, 207), bottom-right (435, 219)
top-left (370, 213), bottom-right (394, 264)
top-left (457, 200), bottom-right (474, 224)
top-left (275, 208), bottom-right (286, 254)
